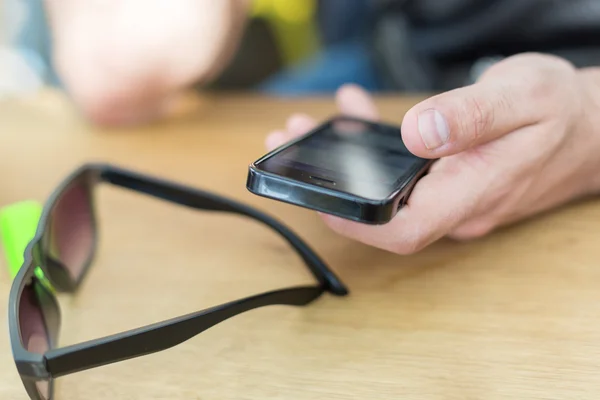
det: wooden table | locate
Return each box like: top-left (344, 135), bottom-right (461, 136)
top-left (1, 89), bottom-right (600, 400)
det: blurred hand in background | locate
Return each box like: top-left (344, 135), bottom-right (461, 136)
top-left (44, 0), bottom-right (250, 126)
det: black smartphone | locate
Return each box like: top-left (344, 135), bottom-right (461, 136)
top-left (247, 116), bottom-right (434, 224)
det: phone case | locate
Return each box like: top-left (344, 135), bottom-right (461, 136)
top-left (246, 117), bottom-right (434, 225)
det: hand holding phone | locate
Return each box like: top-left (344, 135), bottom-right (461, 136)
top-left (247, 116), bottom-right (434, 224)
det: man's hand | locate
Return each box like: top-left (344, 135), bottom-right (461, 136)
top-left (265, 53), bottom-right (600, 254)
top-left (45, 0), bottom-right (250, 126)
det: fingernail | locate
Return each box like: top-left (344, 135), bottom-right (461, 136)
top-left (418, 109), bottom-right (449, 149)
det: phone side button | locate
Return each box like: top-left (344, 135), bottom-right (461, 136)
top-left (400, 164), bottom-right (433, 207)
top-left (400, 185), bottom-right (415, 207)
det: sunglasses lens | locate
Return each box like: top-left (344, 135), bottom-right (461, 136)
top-left (19, 284), bottom-right (52, 399)
top-left (35, 379), bottom-right (49, 400)
top-left (48, 181), bottom-right (95, 281)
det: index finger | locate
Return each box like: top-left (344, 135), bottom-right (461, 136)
top-left (318, 162), bottom-right (483, 254)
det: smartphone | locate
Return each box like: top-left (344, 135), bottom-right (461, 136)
top-left (247, 116), bottom-right (434, 224)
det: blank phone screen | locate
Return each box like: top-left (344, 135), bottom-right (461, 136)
top-left (256, 118), bottom-right (428, 200)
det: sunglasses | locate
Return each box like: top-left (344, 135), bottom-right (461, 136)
top-left (8, 163), bottom-right (348, 400)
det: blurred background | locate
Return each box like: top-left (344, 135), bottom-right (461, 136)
top-left (3, 0), bottom-right (600, 100)
top-left (2, 0), bottom-right (380, 98)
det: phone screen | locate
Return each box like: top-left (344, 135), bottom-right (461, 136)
top-left (255, 118), bottom-right (428, 200)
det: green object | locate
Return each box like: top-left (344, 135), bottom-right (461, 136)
top-left (0, 200), bottom-right (42, 279)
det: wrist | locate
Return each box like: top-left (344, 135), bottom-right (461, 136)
top-left (577, 67), bottom-right (600, 195)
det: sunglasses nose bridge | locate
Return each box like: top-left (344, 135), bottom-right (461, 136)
top-left (29, 242), bottom-right (71, 293)
top-left (45, 256), bottom-right (79, 292)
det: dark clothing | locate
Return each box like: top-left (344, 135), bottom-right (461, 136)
top-left (333, 0), bottom-right (600, 91)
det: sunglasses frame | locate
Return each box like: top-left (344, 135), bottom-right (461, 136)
top-left (8, 163), bottom-right (348, 400)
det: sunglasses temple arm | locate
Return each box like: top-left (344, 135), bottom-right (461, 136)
top-left (99, 167), bottom-right (348, 296)
top-left (44, 285), bottom-right (323, 378)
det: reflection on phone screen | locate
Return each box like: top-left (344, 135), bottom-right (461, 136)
top-left (258, 119), bottom-right (425, 200)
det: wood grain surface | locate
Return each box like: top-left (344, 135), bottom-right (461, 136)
top-left (0, 89), bottom-right (599, 399)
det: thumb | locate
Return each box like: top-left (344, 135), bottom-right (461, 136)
top-left (401, 79), bottom-right (544, 158)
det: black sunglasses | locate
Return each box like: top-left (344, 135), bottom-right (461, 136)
top-left (8, 163), bottom-right (348, 400)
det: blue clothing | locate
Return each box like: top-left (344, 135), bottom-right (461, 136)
top-left (258, 40), bottom-right (382, 95)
